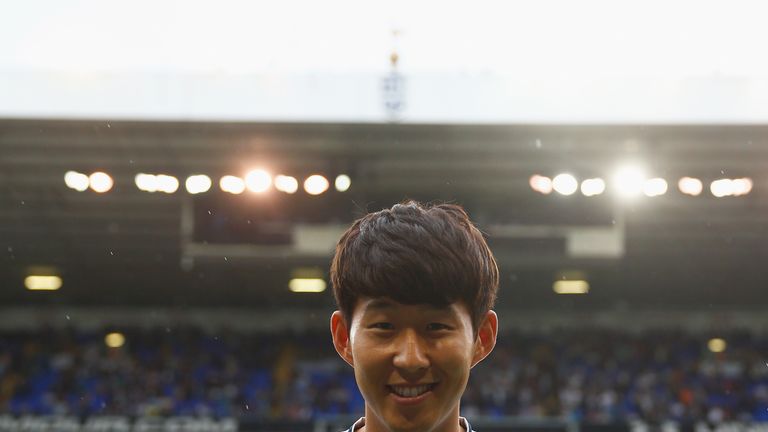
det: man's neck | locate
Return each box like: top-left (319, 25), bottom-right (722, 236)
top-left (358, 405), bottom-right (465, 432)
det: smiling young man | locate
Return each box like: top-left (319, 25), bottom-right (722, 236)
top-left (330, 201), bottom-right (499, 432)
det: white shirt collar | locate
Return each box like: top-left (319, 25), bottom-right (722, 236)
top-left (349, 416), bottom-right (472, 431)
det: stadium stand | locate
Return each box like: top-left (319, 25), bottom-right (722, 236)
top-left (2, 326), bottom-right (766, 424)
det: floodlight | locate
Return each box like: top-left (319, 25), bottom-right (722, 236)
top-left (552, 173), bottom-right (578, 196)
top-left (529, 175), bottom-right (553, 194)
top-left (304, 175), bottom-right (330, 195)
top-left (732, 178), bottom-right (753, 196)
top-left (89, 172), bottom-right (113, 193)
top-left (185, 175), bottom-right (212, 194)
top-left (156, 175), bottom-right (179, 194)
top-left (335, 174), bottom-right (351, 192)
top-left (580, 178), bottom-right (605, 197)
top-left (710, 179), bottom-right (733, 198)
top-left (220, 176), bottom-right (246, 194)
top-left (245, 169), bottom-right (272, 193)
top-left (274, 175), bottom-right (299, 194)
top-left (612, 166), bottom-right (645, 198)
top-left (135, 173), bottom-right (158, 192)
top-left (643, 178), bottom-right (668, 197)
top-left (64, 171), bottom-right (89, 191)
top-left (678, 177), bottom-right (703, 196)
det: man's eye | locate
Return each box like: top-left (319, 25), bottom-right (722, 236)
top-left (426, 323), bottom-right (451, 331)
top-left (369, 322), bottom-right (394, 330)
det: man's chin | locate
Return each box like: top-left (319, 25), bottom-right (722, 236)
top-left (381, 408), bottom-right (437, 432)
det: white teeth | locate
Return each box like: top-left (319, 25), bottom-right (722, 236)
top-left (391, 384), bottom-right (432, 398)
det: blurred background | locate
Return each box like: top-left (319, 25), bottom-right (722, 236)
top-left (2, 1), bottom-right (768, 431)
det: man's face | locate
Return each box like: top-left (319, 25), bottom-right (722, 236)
top-left (331, 298), bottom-right (496, 432)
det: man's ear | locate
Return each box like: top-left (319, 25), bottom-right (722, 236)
top-left (471, 310), bottom-right (498, 368)
top-left (330, 310), bottom-right (354, 367)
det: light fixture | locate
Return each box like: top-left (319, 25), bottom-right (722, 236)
top-left (274, 175), bottom-right (299, 194)
top-left (185, 175), bottom-right (212, 194)
top-left (710, 179), bottom-right (734, 198)
top-left (64, 171), bottom-right (89, 191)
top-left (105, 332), bottom-right (126, 348)
top-left (89, 172), bottom-right (113, 193)
top-left (304, 175), bottom-right (330, 195)
top-left (580, 178), bottom-right (605, 197)
top-left (552, 173), bottom-right (578, 196)
top-left (289, 278), bottom-right (327, 293)
top-left (245, 169), bottom-right (272, 193)
top-left (612, 166), bottom-right (645, 198)
top-left (24, 275), bottom-right (63, 291)
top-left (643, 178), bottom-right (668, 197)
top-left (220, 175), bottom-right (246, 194)
top-left (553, 280), bottom-right (590, 294)
top-left (678, 177), bottom-right (703, 196)
top-left (708, 338), bottom-right (726, 353)
top-left (335, 175), bottom-right (351, 192)
top-left (731, 178), bottom-right (753, 196)
top-left (135, 173), bottom-right (158, 192)
top-left (156, 175), bottom-right (179, 194)
top-left (529, 175), bottom-right (553, 194)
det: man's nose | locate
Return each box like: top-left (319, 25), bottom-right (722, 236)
top-left (392, 329), bottom-right (430, 371)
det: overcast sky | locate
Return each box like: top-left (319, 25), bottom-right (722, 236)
top-left (3, 0), bottom-right (768, 122)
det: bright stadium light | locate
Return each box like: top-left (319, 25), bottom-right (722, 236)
top-left (529, 175), bottom-right (553, 194)
top-left (220, 175), bottom-right (246, 194)
top-left (335, 174), bottom-right (351, 192)
top-left (678, 177), bottom-right (703, 196)
top-left (580, 178), bottom-right (605, 197)
top-left (25, 275), bottom-right (62, 291)
top-left (612, 165), bottom-right (645, 198)
top-left (552, 173), bottom-right (578, 196)
top-left (105, 332), bottom-right (126, 348)
top-left (135, 173), bottom-right (159, 192)
top-left (89, 172), bottom-right (113, 193)
top-left (185, 174), bottom-right (212, 194)
top-left (732, 178), bottom-right (753, 196)
top-left (64, 171), bottom-right (89, 191)
top-left (710, 178), bottom-right (734, 197)
top-left (289, 278), bottom-right (327, 293)
top-left (304, 175), bottom-right (330, 195)
top-left (643, 178), bottom-right (668, 197)
top-left (553, 280), bottom-right (589, 294)
top-left (245, 169), bottom-right (272, 193)
top-left (274, 175), bottom-right (299, 194)
top-left (156, 175), bottom-right (179, 194)
top-left (708, 338), bottom-right (726, 353)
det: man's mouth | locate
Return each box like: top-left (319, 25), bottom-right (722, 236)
top-left (387, 383), bottom-right (438, 398)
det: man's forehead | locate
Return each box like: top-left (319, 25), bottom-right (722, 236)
top-left (358, 297), bottom-right (459, 313)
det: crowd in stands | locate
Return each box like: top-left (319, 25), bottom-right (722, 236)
top-left (1, 326), bottom-right (767, 424)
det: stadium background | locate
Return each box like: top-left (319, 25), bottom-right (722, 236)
top-left (3, 2), bottom-right (768, 431)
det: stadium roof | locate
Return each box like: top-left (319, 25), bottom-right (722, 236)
top-left (2, 118), bottom-right (767, 310)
